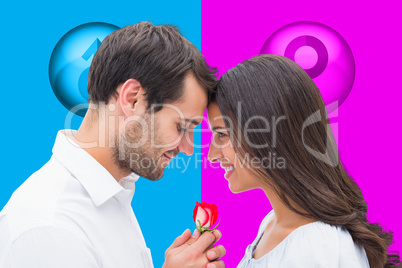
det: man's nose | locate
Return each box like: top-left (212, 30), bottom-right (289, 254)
top-left (177, 131), bottom-right (194, 156)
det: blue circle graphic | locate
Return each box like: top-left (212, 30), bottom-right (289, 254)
top-left (49, 22), bottom-right (120, 117)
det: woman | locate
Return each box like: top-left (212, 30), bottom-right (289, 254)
top-left (207, 54), bottom-right (400, 268)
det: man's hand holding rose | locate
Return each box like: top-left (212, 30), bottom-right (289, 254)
top-left (163, 229), bottom-right (225, 268)
top-left (162, 202), bottom-right (225, 268)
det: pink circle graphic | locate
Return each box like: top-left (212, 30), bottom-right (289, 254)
top-left (295, 46), bottom-right (318, 70)
top-left (260, 21), bottom-right (355, 110)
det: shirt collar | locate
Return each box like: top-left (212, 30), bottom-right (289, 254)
top-left (51, 129), bottom-right (140, 207)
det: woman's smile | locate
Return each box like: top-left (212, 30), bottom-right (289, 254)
top-left (221, 164), bottom-right (235, 179)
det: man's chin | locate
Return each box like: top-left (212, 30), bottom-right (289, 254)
top-left (130, 168), bottom-right (165, 181)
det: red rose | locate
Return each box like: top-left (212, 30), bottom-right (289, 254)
top-left (193, 201), bottom-right (219, 233)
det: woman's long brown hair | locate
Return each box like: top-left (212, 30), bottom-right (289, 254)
top-left (214, 54), bottom-right (400, 268)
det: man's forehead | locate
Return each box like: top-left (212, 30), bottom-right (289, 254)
top-left (177, 74), bottom-right (209, 112)
top-left (169, 100), bottom-right (206, 126)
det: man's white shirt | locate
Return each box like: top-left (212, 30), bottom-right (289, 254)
top-left (0, 130), bottom-right (154, 268)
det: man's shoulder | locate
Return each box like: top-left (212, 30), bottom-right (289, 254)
top-left (0, 157), bottom-right (80, 240)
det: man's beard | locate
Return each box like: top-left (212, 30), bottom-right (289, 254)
top-left (112, 113), bottom-right (167, 181)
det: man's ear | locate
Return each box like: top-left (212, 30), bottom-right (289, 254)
top-left (118, 79), bottom-right (143, 116)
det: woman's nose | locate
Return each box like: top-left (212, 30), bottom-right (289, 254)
top-left (208, 142), bottom-right (223, 163)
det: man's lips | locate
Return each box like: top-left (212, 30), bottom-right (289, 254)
top-left (163, 153), bottom-right (176, 160)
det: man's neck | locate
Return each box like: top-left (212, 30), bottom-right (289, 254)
top-left (73, 115), bottom-right (130, 183)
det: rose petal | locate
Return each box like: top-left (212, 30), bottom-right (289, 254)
top-left (195, 206), bottom-right (209, 227)
top-left (209, 204), bottom-right (218, 226)
top-left (203, 203), bottom-right (218, 227)
top-left (193, 201), bottom-right (200, 223)
top-left (204, 207), bottom-right (212, 228)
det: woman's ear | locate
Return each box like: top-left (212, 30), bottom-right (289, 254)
top-left (118, 79), bottom-right (143, 116)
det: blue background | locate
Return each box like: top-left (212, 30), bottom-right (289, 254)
top-left (0, 1), bottom-right (202, 267)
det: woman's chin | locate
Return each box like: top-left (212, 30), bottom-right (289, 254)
top-left (228, 181), bottom-right (257, 194)
top-left (228, 183), bottom-right (245, 194)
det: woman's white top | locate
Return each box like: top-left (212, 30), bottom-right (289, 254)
top-left (238, 210), bottom-right (370, 268)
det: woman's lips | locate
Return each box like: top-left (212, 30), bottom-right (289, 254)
top-left (221, 165), bottom-right (235, 179)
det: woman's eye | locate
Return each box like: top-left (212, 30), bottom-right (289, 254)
top-left (217, 131), bottom-right (227, 138)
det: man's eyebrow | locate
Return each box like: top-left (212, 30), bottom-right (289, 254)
top-left (184, 118), bottom-right (202, 126)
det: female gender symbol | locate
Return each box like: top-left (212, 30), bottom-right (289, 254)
top-left (260, 21), bottom-right (355, 112)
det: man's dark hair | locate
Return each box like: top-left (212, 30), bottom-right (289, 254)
top-left (87, 21), bottom-right (217, 112)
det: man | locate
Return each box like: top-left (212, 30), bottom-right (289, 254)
top-left (0, 22), bottom-right (225, 268)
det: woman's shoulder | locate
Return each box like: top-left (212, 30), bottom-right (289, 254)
top-left (279, 220), bottom-right (369, 267)
top-left (254, 211), bottom-right (370, 267)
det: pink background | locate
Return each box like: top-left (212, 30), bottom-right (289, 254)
top-left (201, 0), bottom-right (402, 266)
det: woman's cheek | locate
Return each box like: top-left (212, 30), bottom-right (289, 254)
top-left (222, 146), bottom-right (236, 165)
